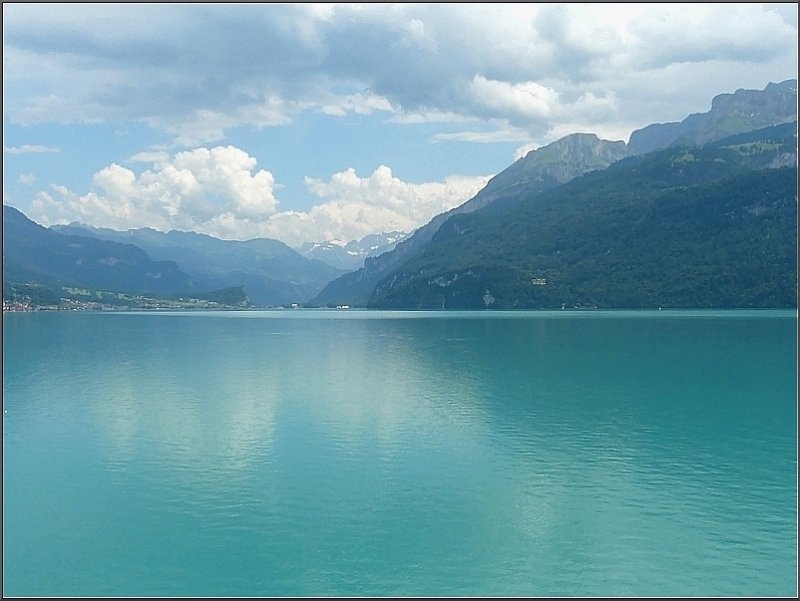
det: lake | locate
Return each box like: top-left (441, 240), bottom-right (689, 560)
top-left (2, 309), bottom-right (797, 596)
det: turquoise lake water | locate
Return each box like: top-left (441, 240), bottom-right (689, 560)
top-left (2, 309), bottom-right (797, 596)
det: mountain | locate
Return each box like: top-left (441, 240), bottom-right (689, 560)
top-left (627, 79), bottom-right (797, 156)
top-left (50, 224), bottom-right (346, 306)
top-left (313, 81), bottom-right (798, 308)
top-left (3, 205), bottom-right (196, 296)
top-left (311, 133), bottom-right (628, 306)
top-left (367, 123), bottom-right (797, 309)
top-left (298, 231), bottom-right (409, 270)
top-left (8, 81), bottom-right (796, 310)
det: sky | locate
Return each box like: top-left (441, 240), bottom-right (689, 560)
top-left (2, 3), bottom-right (798, 248)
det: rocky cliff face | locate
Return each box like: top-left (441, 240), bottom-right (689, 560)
top-left (473, 133), bottom-right (628, 210)
top-left (628, 79), bottom-right (797, 156)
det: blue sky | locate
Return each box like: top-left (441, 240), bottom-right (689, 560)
top-left (3, 3), bottom-right (797, 247)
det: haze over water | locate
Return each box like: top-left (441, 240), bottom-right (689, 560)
top-left (3, 310), bottom-right (797, 596)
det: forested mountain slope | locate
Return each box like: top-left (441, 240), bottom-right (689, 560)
top-left (368, 124), bottom-right (797, 309)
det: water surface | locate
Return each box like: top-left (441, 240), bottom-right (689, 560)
top-left (3, 310), bottom-right (797, 596)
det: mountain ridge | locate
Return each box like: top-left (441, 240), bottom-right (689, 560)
top-left (3, 205), bottom-right (197, 296)
top-left (627, 78), bottom-right (797, 155)
top-left (297, 231), bottom-right (409, 271)
top-left (312, 80), bottom-right (798, 307)
top-left (48, 223), bottom-right (346, 306)
top-left (367, 123), bottom-right (797, 309)
top-left (311, 132), bottom-right (629, 306)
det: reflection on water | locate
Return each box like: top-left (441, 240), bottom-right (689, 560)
top-left (3, 310), bottom-right (797, 596)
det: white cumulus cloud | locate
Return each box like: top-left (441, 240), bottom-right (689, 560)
top-left (31, 146), bottom-right (279, 237)
top-left (468, 76), bottom-right (560, 125)
top-left (29, 145), bottom-right (491, 247)
top-left (288, 165), bottom-right (491, 243)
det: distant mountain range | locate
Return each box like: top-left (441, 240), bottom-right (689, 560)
top-left (3, 205), bottom-right (195, 296)
top-left (45, 224), bottom-right (347, 306)
top-left (312, 79), bottom-right (797, 309)
top-left (297, 231), bottom-right (409, 271)
top-left (3, 80), bottom-right (797, 310)
top-left (1, 212), bottom-right (405, 307)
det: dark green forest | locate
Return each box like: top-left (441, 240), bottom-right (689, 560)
top-left (369, 127), bottom-right (797, 309)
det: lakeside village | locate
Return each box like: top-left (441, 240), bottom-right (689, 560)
top-left (2, 298), bottom-right (195, 312)
top-left (2, 286), bottom-right (254, 312)
top-left (1, 285), bottom-right (329, 312)
top-left (2, 297), bottom-right (241, 312)
top-left (2, 299), bottom-right (346, 312)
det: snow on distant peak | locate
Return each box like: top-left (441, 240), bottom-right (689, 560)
top-left (297, 230), bottom-right (410, 270)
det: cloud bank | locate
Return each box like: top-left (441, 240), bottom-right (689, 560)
top-left (30, 146), bottom-right (491, 246)
top-left (4, 4), bottom-right (796, 146)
